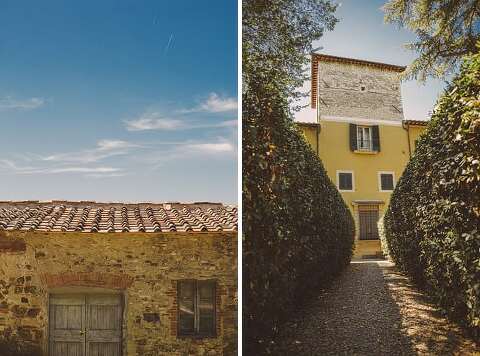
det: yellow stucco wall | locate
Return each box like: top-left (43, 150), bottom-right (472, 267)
top-left (406, 124), bottom-right (426, 153)
top-left (299, 121), bottom-right (427, 258)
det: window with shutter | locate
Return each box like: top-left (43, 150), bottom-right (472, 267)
top-left (351, 124), bottom-right (380, 153)
top-left (337, 171), bottom-right (354, 192)
top-left (178, 280), bottom-right (216, 337)
top-left (378, 172), bottom-right (395, 191)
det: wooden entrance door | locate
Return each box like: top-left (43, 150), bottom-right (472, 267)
top-left (358, 205), bottom-right (380, 240)
top-left (49, 294), bottom-right (123, 356)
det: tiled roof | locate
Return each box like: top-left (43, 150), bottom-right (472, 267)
top-left (403, 119), bottom-right (429, 126)
top-left (0, 201), bottom-right (237, 233)
top-left (296, 122), bottom-right (320, 128)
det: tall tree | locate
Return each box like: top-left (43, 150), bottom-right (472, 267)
top-left (383, 0), bottom-right (480, 81)
top-left (243, 0), bottom-right (337, 102)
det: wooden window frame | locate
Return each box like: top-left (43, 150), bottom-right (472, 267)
top-left (177, 279), bottom-right (217, 339)
top-left (378, 171), bottom-right (395, 192)
top-left (357, 125), bottom-right (373, 151)
top-left (336, 170), bottom-right (355, 192)
top-left (337, 170), bottom-right (355, 192)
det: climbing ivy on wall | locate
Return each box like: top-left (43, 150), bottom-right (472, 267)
top-left (384, 51), bottom-right (480, 333)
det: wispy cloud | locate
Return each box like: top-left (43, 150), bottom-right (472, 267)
top-left (124, 111), bottom-right (237, 132)
top-left (85, 172), bottom-right (128, 179)
top-left (42, 139), bottom-right (137, 163)
top-left (124, 112), bottom-right (184, 131)
top-left (179, 93), bottom-right (237, 113)
top-left (0, 159), bottom-right (122, 176)
top-left (199, 93), bottom-right (237, 112)
top-left (0, 96), bottom-right (45, 110)
top-left (185, 142), bottom-right (234, 153)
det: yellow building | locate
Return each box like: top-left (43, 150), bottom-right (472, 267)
top-left (297, 54), bottom-right (427, 259)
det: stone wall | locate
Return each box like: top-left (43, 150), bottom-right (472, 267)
top-left (0, 230), bottom-right (237, 355)
top-left (317, 61), bottom-right (403, 121)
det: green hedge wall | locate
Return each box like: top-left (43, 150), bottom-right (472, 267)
top-left (384, 52), bottom-right (480, 332)
top-left (243, 83), bottom-right (355, 353)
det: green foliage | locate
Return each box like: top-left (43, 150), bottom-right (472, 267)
top-left (243, 1), bottom-right (354, 353)
top-left (243, 0), bottom-right (338, 108)
top-left (384, 52), bottom-right (480, 332)
top-left (383, 0), bottom-right (480, 81)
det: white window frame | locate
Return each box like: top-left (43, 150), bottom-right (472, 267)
top-left (357, 125), bottom-right (373, 151)
top-left (378, 171), bottom-right (395, 192)
top-left (337, 170), bottom-right (355, 192)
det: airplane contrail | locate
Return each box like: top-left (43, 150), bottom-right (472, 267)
top-left (164, 33), bottom-right (174, 55)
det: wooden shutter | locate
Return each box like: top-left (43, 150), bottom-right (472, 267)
top-left (198, 281), bottom-right (216, 335)
top-left (86, 294), bottom-right (122, 356)
top-left (372, 125), bottom-right (380, 152)
top-left (178, 281), bottom-right (196, 335)
top-left (349, 124), bottom-right (357, 151)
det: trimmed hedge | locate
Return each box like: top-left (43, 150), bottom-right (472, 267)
top-left (384, 52), bottom-right (480, 332)
top-left (243, 83), bottom-right (355, 353)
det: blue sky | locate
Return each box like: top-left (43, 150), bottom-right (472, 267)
top-left (296, 0), bottom-right (448, 122)
top-left (0, 1), bottom-right (237, 203)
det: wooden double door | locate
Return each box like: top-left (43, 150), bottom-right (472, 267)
top-left (49, 294), bottom-right (123, 356)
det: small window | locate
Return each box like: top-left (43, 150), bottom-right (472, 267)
top-left (379, 172), bottom-right (395, 191)
top-left (357, 126), bottom-right (372, 151)
top-left (337, 171), bottom-right (354, 191)
top-left (178, 280), bottom-right (216, 337)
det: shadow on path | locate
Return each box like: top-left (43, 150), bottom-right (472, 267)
top-left (271, 260), bottom-right (479, 355)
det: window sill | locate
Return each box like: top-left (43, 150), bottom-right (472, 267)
top-left (177, 334), bottom-right (218, 340)
top-left (354, 150), bottom-right (378, 155)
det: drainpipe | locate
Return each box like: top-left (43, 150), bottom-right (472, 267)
top-left (402, 121), bottom-right (412, 158)
top-left (316, 55), bottom-right (321, 156)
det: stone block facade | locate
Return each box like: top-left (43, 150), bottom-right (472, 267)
top-left (316, 60), bottom-right (404, 121)
top-left (0, 230), bottom-right (237, 355)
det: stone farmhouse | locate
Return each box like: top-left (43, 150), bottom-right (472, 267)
top-left (0, 201), bottom-right (237, 356)
top-left (297, 53), bottom-right (427, 259)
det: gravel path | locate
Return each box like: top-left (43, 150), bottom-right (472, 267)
top-left (272, 260), bottom-right (479, 355)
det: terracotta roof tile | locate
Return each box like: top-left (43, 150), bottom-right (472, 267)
top-left (0, 201), bottom-right (237, 233)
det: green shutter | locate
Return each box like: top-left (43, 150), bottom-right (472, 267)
top-left (372, 125), bottom-right (380, 152)
top-left (349, 124), bottom-right (357, 151)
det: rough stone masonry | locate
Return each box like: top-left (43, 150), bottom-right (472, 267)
top-left (316, 59), bottom-right (404, 122)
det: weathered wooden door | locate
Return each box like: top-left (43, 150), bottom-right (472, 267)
top-left (86, 294), bottom-right (123, 356)
top-left (49, 294), bottom-right (123, 356)
top-left (49, 294), bottom-right (86, 356)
